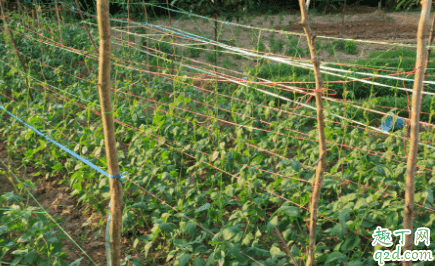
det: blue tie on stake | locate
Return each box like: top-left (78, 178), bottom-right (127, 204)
top-left (381, 115), bottom-right (404, 132)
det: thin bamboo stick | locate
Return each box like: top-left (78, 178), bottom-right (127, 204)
top-left (403, 1), bottom-right (432, 265)
top-left (74, 0), bottom-right (99, 54)
top-left (0, 0), bottom-right (33, 101)
top-left (215, 13), bottom-right (218, 71)
top-left (97, 0), bottom-right (122, 265)
top-left (54, 0), bottom-right (63, 48)
top-left (32, 0), bottom-right (45, 60)
top-left (166, 0), bottom-right (174, 76)
top-left (142, 0), bottom-right (149, 81)
top-left (296, 0), bottom-right (327, 265)
top-left (127, 0), bottom-right (132, 81)
top-left (424, 7), bottom-right (435, 76)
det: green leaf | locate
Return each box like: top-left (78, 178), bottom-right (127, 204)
top-left (284, 206), bottom-right (299, 217)
top-left (184, 222), bottom-right (197, 237)
top-left (276, 159), bottom-right (290, 168)
top-left (222, 225), bottom-right (241, 241)
top-left (25, 130), bottom-right (33, 140)
top-left (11, 249), bottom-right (28, 255)
top-left (290, 160), bottom-right (301, 171)
top-left (159, 223), bottom-right (173, 233)
top-left (424, 189), bottom-right (434, 205)
top-left (270, 245), bottom-right (286, 260)
top-left (193, 257), bottom-right (207, 266)
top-left (68, 258), bottom-right (84, 266)
top-left (0, 225), bottom-right (10, 235)
top-left (179, 254), bottom-right (192, 266)
top-left (132, 203), bottom-right (150, 210)
top-left (195, 203), bottom-right (211, 213)
top-left (375, 165), bottom-right (385, 175)
top-left (325, 251), bottom-right (347, 264)
top-left (52, 163), bottom-right (63, 170)
top-left (23, 250), bottom-right (37, 264)
top-left (339, 208), bottom-right (350, 225)
top-left (345, 260), bottom-right (363, 266)
top-left (341, 235), bottom-right (360, 253)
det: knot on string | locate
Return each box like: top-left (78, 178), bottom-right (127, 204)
top-left (311, 181), bottom-right (322, 186)
top-left (313, 88), bottom-right (324, 94)
top-left (109, 171), bottom-right (128, 182)
top-left (310, 87), bottom-right (338, 96)
top-left (413, 54), bottom-right (426, 72)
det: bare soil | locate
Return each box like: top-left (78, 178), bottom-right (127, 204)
top-left (113, 6), bottom-right (432, 73)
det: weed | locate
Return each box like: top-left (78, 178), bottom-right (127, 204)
top-left (345, 40), bottom-right (358, 55)
top-left (271, 39), bottom-right (285, 53)
top-left (332, 40), bottom-right (346, 51)
top-left (222, 58), bottom-right (236, 69)
top-left (256, 41), bottom-right (266, 52)
top-left (205, 52), bottom-right (216, 63)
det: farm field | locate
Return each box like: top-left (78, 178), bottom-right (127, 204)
top-left (1, 1), bottom-right (435, 266)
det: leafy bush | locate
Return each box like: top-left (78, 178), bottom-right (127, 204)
top-left (345, 40), bottom-right (358, 55)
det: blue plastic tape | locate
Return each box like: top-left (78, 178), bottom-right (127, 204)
top-left (381, 116), bottom-right (404, 132)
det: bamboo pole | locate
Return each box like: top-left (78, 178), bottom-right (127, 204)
top-left (403, 1), bottom-right (432, 265)
top-left (32, 0), bottom-right (45, 59)
top-left (423, 5), bottom-right (435, 76)
top-left (74, 0), bottom-right (99, 54)
top-left (127, 0), bottom-right (132, 81)
top-left (166, 0), bottom-right (174, 76)
top-left (142, 0), bottom-right (149, 81)
top-left (0, 0), bottom-right (33, 101)
top-left (54, 0), bottom-right (63, 48)
top-left (97, 0), bottom-right (122, 265)
top-left (214, 13), bottom-right (218, 71)
top-left (296, 0), bottom-right (327, 265)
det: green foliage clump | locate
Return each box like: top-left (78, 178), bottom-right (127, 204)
top-left (333, 39), bottom-right (358, 55)
top-left (256, 41), bottom-right (266, 52)
top-left (271, 39), bottom-right (285, 54)
top-left (284, 35), bottom-right (305, 57)
top-left (205, 52), bottom-right (216, 63)
top-left (345, 40), bottom-right (358, 55)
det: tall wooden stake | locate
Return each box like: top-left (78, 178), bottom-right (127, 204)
top-left (54, 0), bottom-right (63, 48)
top-left (214, 13), bottom-right (218, 71)
top-left (142, 0), bottom-right (149, 81)
top-left (0, 0), bottom-right (33, 101)
top-left (423, 4), bottom-right (435, 76)
top-left (32, 0), bottom-right (45, 60)
top-left (403, 1), bottom-right (432, 265)
top-left (166, 0), bottom-right (174, 76)
top-left (75, 0), bottom-right (99, 54)
top-left (297, 0), bottom-right (327, 265)
top-left (97, 0), bottom-right (122, 265)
